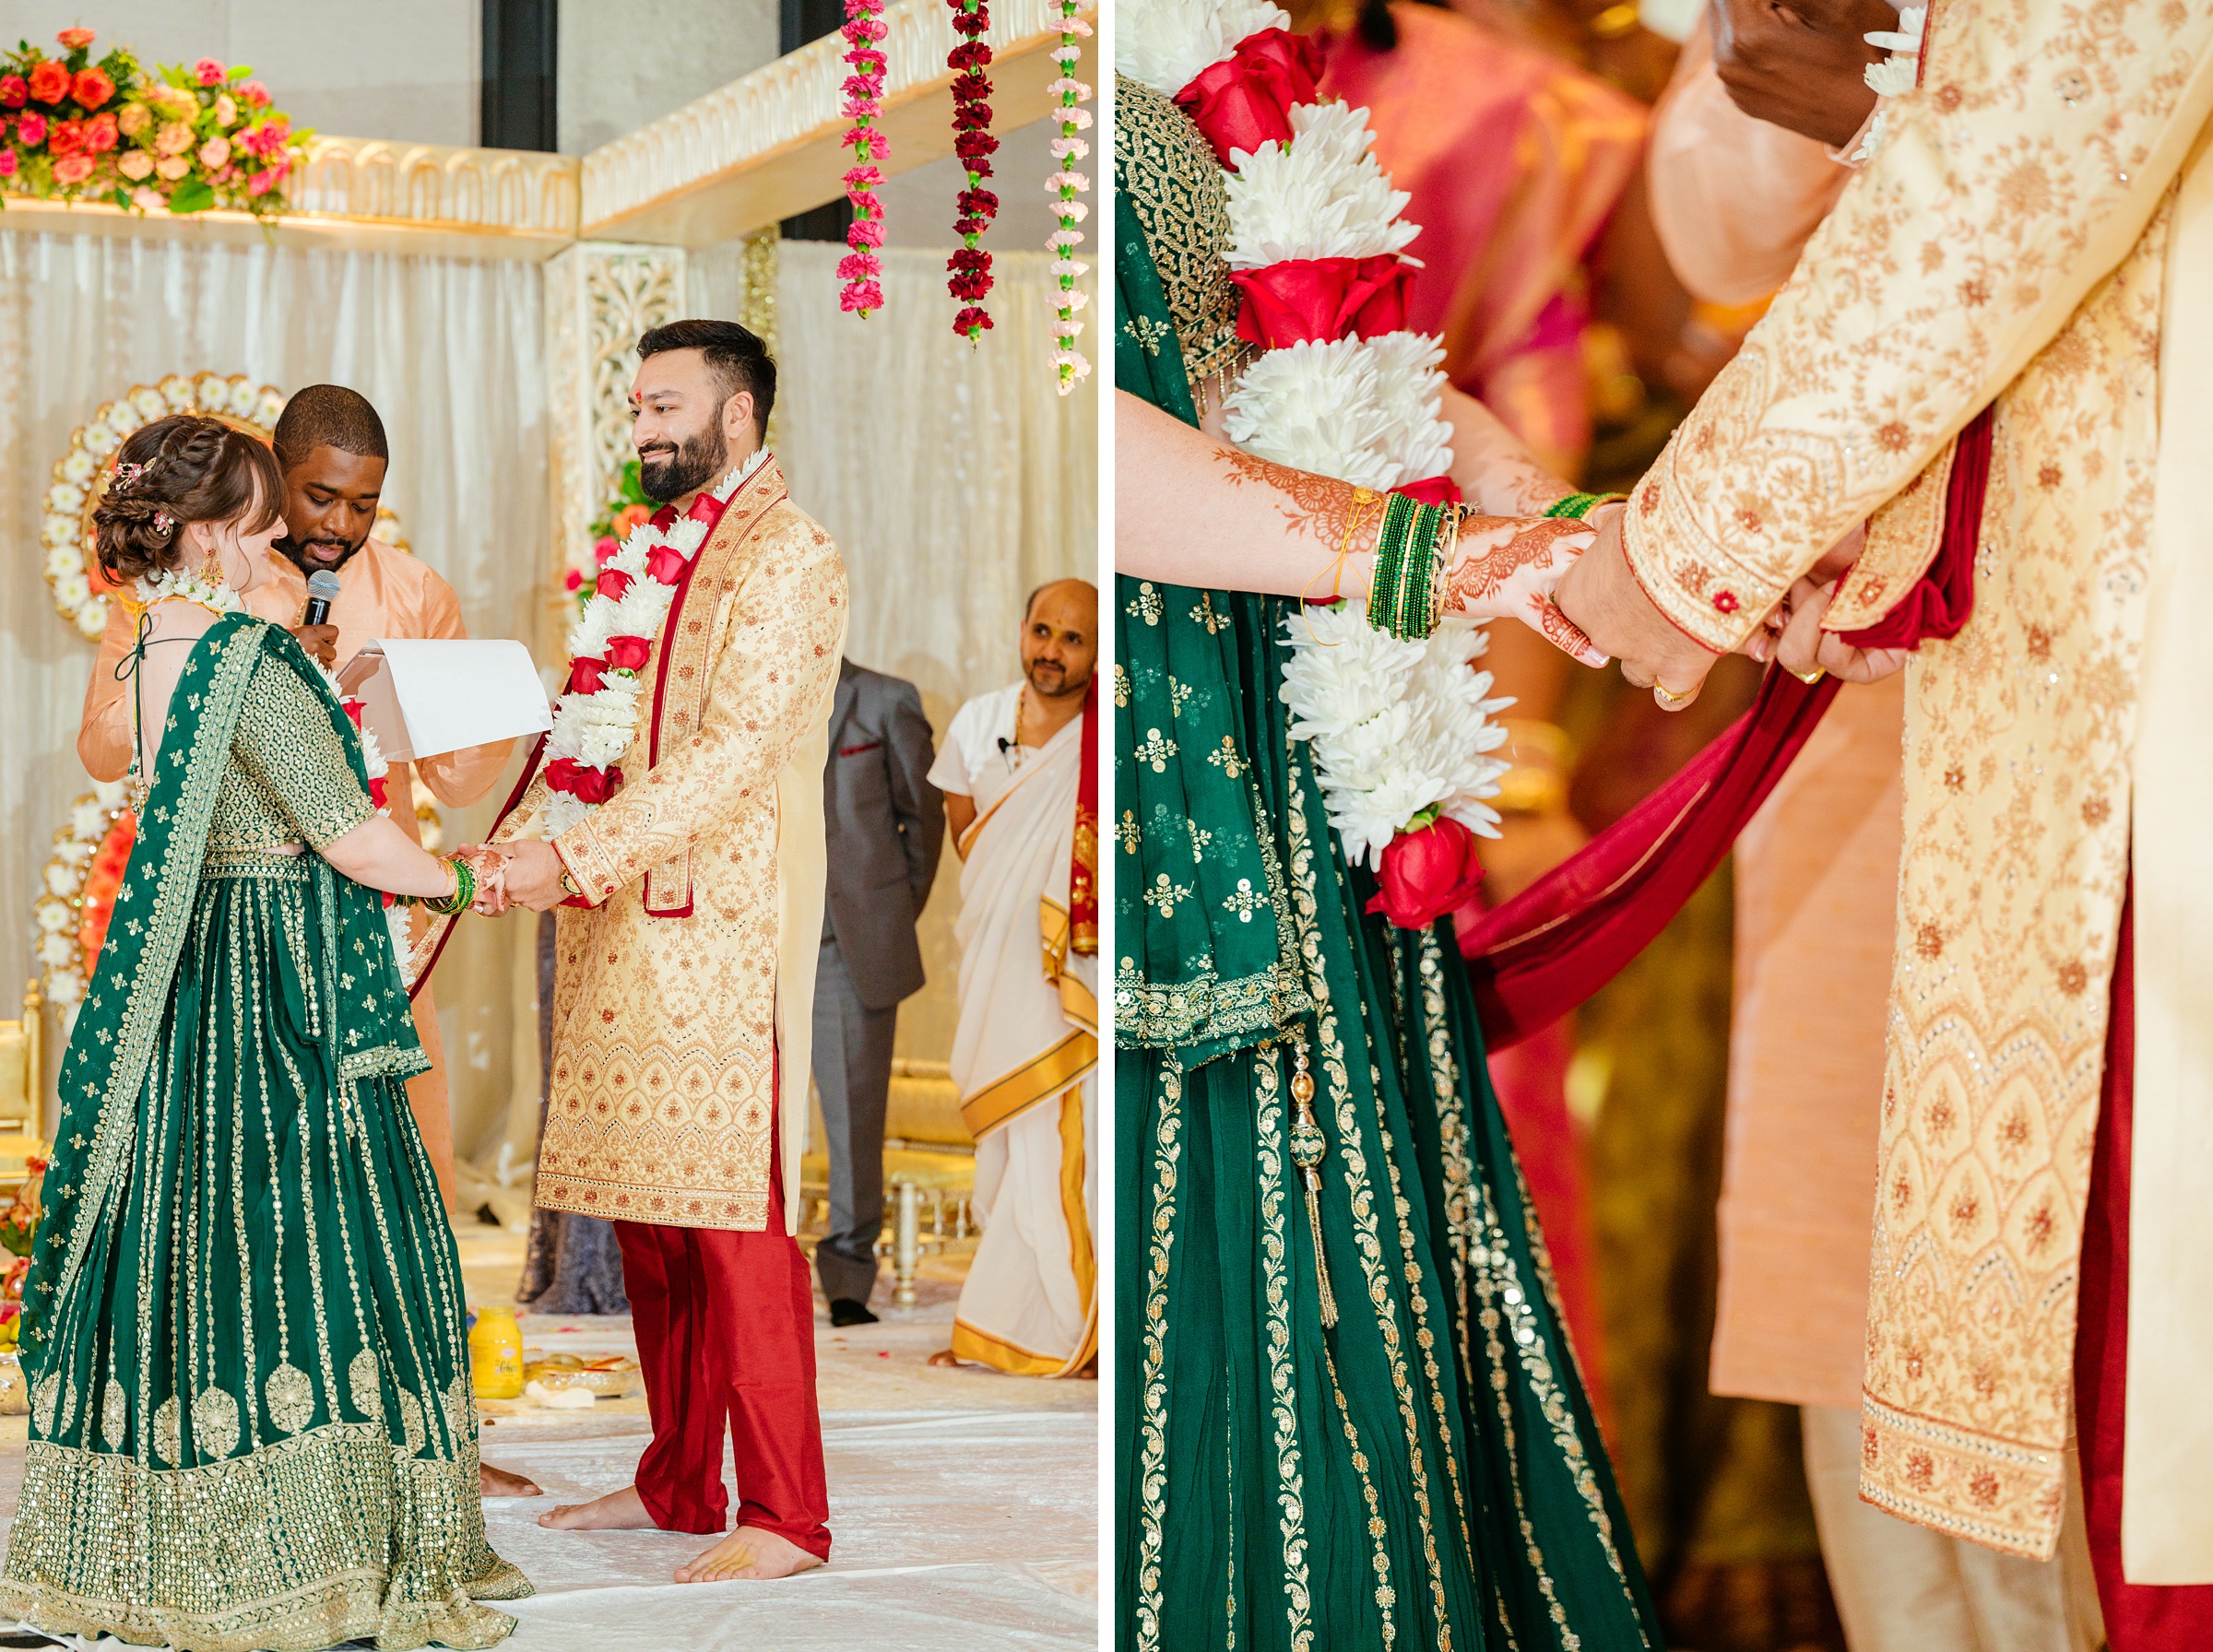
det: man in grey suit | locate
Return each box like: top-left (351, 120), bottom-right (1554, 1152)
top-left (813, 657), bottom-right (945, 1325)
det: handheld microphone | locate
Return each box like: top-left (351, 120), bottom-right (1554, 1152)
top-left (303, 570), bottom-right (341, 629)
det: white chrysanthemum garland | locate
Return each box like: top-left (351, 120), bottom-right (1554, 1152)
top-left (1280, 604), bottom-right (1512, 866)
top-left (1046, 2), bottom-right (1095, 393)
top-left (1851, 6), bottom-right (1925, 165)
top-left (538, 450), bottom-right (769, 841)
top-left (34, 782), bottom-right (133, 1019)
top-left (1118, 0), bottom-right (1507, 871)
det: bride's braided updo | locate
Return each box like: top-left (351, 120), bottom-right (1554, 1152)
top-left (92, 413), bottom-right (286, 584)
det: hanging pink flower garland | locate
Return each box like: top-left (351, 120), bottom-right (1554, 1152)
top-left (840, 0), bottom-right (891, 316)
top-left (1045, 4), bottom-right (1094, 393)
top-left (945, 0), bottom-right (999, 340)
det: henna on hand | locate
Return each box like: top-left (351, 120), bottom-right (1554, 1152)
top-left (1216, 446), bottom-right (1385, 559)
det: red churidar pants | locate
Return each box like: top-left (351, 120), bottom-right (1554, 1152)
top-left (613, 1087), bottom-right (831, 1560)
top-left (2075, 885), bottom-right (2213, 1646)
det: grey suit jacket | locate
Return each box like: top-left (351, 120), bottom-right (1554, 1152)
top-left (822, 658), bottom-right (945, 1009)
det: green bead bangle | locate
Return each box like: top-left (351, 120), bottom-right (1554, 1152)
top-left (1367, 491), bottom-right (1450, 642)
top-left (1543, 491), bottom-right (1627, 522)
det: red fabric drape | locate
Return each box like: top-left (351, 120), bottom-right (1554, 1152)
top-left (1072, 672), bottom-right (1097, 955)
top-left (2075, 886), bottom-right (2213, 1642)
top-left (1459, 408), bottom-right (1994, 1047)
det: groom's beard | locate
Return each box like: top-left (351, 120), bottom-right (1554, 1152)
top-left (638, 422), bottom-right (729, 502)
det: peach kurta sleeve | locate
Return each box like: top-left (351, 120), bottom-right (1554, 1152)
top-left (402, 567), bottom-right (515, 808)
top-left (552, 522), bottom-right (846, 905)
top-left (77, 599), bottom-right (138, 784)
top-left (1646, 20), bottom-right (1852, 308)
top-left (1624, 2), bottom-right (2213, 652)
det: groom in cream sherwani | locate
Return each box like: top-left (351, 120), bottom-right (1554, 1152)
top-left (479, 319), bottom-right (846, 1584)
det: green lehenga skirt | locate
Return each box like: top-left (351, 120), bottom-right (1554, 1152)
top-left (1, 616), bottom-right (527, 1651)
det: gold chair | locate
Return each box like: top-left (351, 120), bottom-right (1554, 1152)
top-left (0, 983), bottom-right (48, 1183)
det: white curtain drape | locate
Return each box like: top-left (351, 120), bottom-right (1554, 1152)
top-left (690, 239), bottom-right (1098, 1061)
top-left (0, 230), bottom-right (550, 1174)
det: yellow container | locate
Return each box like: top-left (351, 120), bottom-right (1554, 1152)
top-left (468, 1305), bottom-right (525, 1399)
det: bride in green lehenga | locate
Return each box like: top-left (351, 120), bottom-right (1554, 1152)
top-left (1113, 49), bottom-right (1666, 1652)
top-left (1, 414), bottom-right (528, 1651)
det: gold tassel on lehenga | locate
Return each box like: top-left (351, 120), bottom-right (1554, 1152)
top-left (1285, 1036), bottom-right (1338, 1328)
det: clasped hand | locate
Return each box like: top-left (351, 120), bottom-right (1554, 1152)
top-left (1553, 513), bottom-right (1907, 710)
top-left (456, 838), bottom-right (570, 914)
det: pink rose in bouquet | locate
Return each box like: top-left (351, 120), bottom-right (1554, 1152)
top-left (55, 28), bottom-right (95, 50)
top-left (198, 136), bottom-right (231, 169)
top-left (52, 154), bottom-right (93, 183)
top-left (26, 60), bottom-right (69, 105)
top-left (155, 153), bottom-right (190, 181)
top-left (83, 112), bottom-right (117, 153)
top-left (194, 58), bottom-right (226, 87)
top-left (0, 152), bottom-right (17, 178)
top-left (0, 75), bottom-right (25, 109)
top-left (71, 66), bottom-right (113, 111)
top-left (116, 101), bottom-right (149, 136)
top-left (240, 79), bottom-right (270, 107)
top-left (16, 111), bottom-right (45, 147)
top-left (117, 148), bottom-right (153, 180)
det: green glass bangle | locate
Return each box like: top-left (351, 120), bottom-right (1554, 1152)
top-left (1543, 491), bottom-right (1627, 522)
top-left (1367, 491), bottom-right (1450, 641)
top-left (422, 856), bottom-right (474, 917)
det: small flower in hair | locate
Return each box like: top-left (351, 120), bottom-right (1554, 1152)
top-left (113, 461), bottom-right (146, 487)
top-left (152, 511), bottom-right (174, 536)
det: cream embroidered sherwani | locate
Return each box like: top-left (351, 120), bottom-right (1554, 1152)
top-left (512, 458), bottom-right (846, 1234)
top-left (1622, 0), bottom-right (2213, 1577)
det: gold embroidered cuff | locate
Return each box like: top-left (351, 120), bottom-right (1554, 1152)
top-left (1621, 476), bottom-right (1776, 655)
top-left (550, 826), bottom-right (619, 908)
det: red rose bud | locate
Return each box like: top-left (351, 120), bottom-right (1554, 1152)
top-left (1397, 475), bottom-right (1462, 507)
top-left (644, 544), bottom-right (689, 584)
top-left (563, 568), bottom-right (585, 592)
top-left (1174, 29), bottom-right (1325, 169)
top-left (1231, 255), bottom-right (1413, 348)
top-left (341, 700), bottom-right (367, 728)
top-left (1365, 816), bottom-right (1485, 931)
top-left (569, 656), bottom-right (609, 693)
top-left (604, 634), bottom-right (652, 671)
top-left (26, 60), bottom-right (69, 105)
top-left (545, 759), bottom-right (621, 803)
top-left (368, 777), bottom-right (389, 810)
top-left (596, 568), bottom-right (633, 601)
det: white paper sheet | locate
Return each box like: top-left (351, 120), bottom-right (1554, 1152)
top-left (338, 639), bottom-right (552, 762)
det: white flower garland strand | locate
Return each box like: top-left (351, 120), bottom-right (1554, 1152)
top-left (135, 567), bottom-right (244, 615)
top-left (1280, 604), bottom-right (1511, 866)
top-left (1123, 0), bottom-right (1503, 867)
top-left (1047, 3), bottom-right (1095, 395)
top-left (1852, 5), bottom-right (1925, 165)
top-left (1113, 0), bottom-right (1286, 107)
top-left (539, 451), bottom-right (768, 841)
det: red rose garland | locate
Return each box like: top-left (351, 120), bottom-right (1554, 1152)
top-left (840, 0), bottom-right (891, 316)
top-left (946, 0), bottom-right (998, 340)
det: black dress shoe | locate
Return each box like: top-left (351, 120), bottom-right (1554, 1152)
top-left (829, 1298), bottom-right (880, 1327)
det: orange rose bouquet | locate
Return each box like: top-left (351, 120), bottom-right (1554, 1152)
top-left (0, 27), bottom-right (310, 216)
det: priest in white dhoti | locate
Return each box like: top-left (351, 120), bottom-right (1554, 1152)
top-left (927, 579), bottom-right (1098, 1377)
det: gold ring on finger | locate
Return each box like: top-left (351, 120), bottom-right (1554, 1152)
top-left (1651, 679), bottom-right (1696, 708)
top-left (1791, 667), bottom-right (1826, 685)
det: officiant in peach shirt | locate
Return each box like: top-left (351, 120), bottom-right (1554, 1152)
top-left (77, 386), bottom-right (512, 1211)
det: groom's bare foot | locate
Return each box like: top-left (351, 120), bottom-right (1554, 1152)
top-left (674, 1524), bottom-right (824, 1583)
top-left (481, 1462), bottom-right (541, 1497)
top-left (538, 1483), bottom-right (656, 1530)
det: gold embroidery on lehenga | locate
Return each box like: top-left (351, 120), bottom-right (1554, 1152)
top-left (266, 1363), bottom-right (314, 1435)
top-left (193, 1386), bottom-right (241, 1460)
top-left (1117, 76), bottom-right (1245, 391)
top-left (1253, 1046), bottom-right (1316, 1652)
top-left (1133, 1057), bottom-right (1185, 1652)
top-left (152, 1395), bottom-right (181, 1466)
top-left (100, 1378), bottom-right (125, 1448)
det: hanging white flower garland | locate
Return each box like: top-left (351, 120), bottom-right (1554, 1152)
top-left (1045, 2), bottom-right (1095, 394)
top-left (1851, 6), bottom-right (1926, 165)
top-left (538, 449), bottom-right (769, 840)
top-left (1118, 0), bottom-right (1507, 867)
